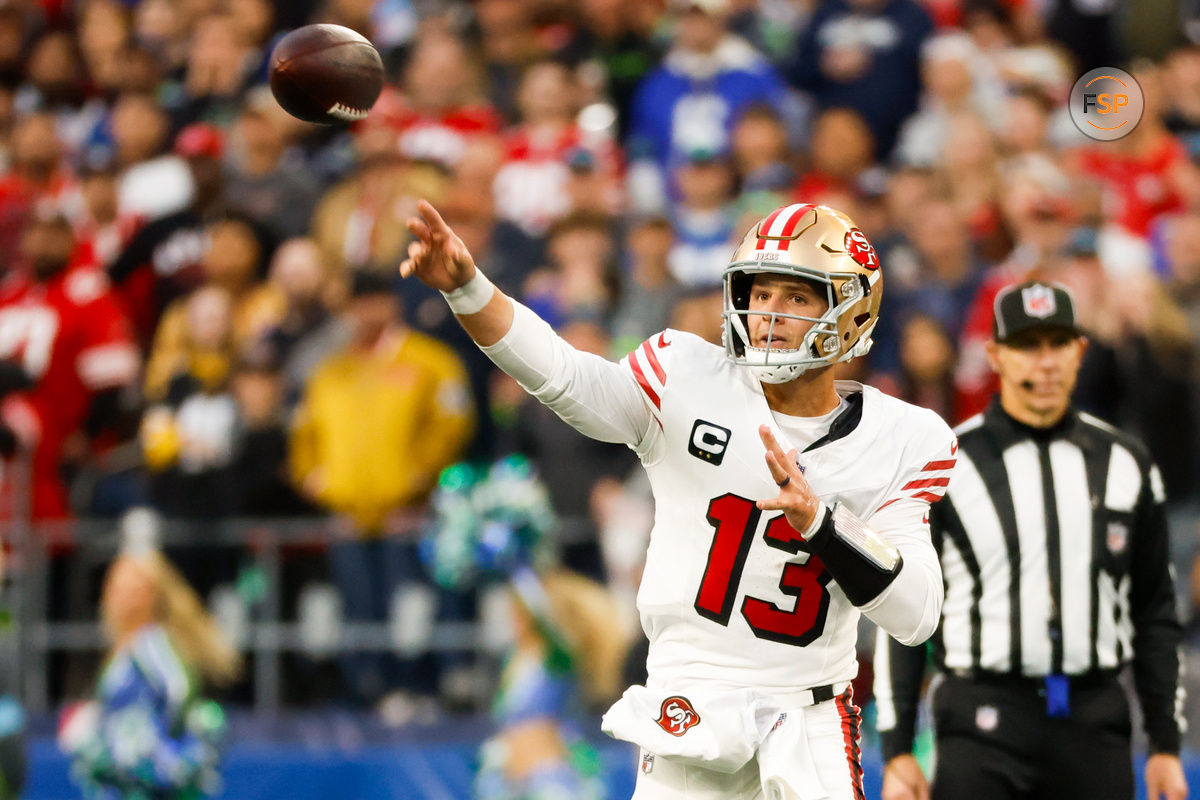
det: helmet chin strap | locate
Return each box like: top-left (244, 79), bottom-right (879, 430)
top-left (748, 361), bottom-right (810, 384)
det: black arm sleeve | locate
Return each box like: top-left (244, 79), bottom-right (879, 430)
top-left (878, 638), bottom-right (929, 761)
top-left (804, 506), bottom-right (902, 606)
top-left (1129, 475), bottom-right (1184, 755)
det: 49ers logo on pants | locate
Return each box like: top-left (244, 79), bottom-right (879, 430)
top-left (655, 696), bottom-right (701, 736)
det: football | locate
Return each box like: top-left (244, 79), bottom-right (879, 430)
top-left (268, 24), bottom-right (383, 125)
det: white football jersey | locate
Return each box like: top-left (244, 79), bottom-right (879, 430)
top-left (620, 330), bottom-right (957, 700)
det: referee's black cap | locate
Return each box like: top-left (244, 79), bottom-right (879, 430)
top-left (992, 279), bottom-right (1082, 342)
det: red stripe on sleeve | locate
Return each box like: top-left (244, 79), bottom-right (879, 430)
top-left (641, 340), bottom-right (666, 384)
top-left (628, 352), bottom-right (661, 409)
top-left (902, 477), bottom-right (951, 490)
top-left (922, 459), bottom-right (957, 471)
top-left (913, 490), bottom-right (945, 503)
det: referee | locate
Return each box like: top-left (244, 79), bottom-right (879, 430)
top-left (874, 280), bottom-right (1187, 800)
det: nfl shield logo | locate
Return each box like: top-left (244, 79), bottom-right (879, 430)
top-left (1021, 284), bottom-right (1057, 318)
top-left (641, 752), bottom-right (655, 775)
top-left (1107, 522), bottom-right (1128, 554)
top-left (975, 705), bottom-right (999, 731)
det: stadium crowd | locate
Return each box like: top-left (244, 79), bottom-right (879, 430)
top-left (0, 0), bottom-right (1198, 733)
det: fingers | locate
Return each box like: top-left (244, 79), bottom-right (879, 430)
top-left (406, 215), bottom-right (430, 243)
top-left (417, 198), bottom-right (450, 238)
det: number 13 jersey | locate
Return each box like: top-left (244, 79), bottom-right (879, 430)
top-left (621, 330), bottom-right (956, 701)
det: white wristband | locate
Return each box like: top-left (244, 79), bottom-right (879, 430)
top-left (440, 270), bottom-right (495, 315)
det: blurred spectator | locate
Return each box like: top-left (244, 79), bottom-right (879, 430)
top-left (506, 319), bottom-right (638, 581)
top-left (289, 271), bottom-right (474, 705)
top-left (793, 107), bottom-right (876, 203)
top-left (255, 238), bottom-right (338, 406)
top-left (874, 313), bottom-right (957, 420)
top-left (937, 112), bottom-right (1007, 260)
top-left (1163, 45), bottom-right (1200, 157)
top-left (78, 0), bottom-right (132, 97)
top-left (0, 207), bottom-right (139, 521)
top-left (108, 123), bottom-right (226, 347)
top-left (894, 31), bottom-right (1004, 168)
top-left (472, 0), bottom-right (544, 123)
top-left (492, 59), bottom-right (622, 239)
top-left (133, 0), bottom-right (189, 75)
top-left (566, 0), bottom-right (664, 140)
top-left (111, 92), bottom-right (194, 221)
top-left (522, 212), bottom-right (618, 326)
top-left (1075, 63), bottom-right (1187, 240)
top-left (64, 158), bottom-right (140, 272)
top-left (667, 285), bottom-right (724, 345)
top-left (229, 355), bottom-right (313, 518)
top-left (611, 215), bottom-right (683, 355)
top-left (311, 153), bottom-right (447, 275)
top-left (627, 0), bottom-right (787, 209)
top-left (872, 197), bottom-right (983, 376)
top-left (362, 31), bottom-right (502, 172)
top-left (729, 103), bottom-right (794, 194)
top-left (0, 8), bottom-right (27, 87)
top-left (1110, 273), bottom-right (1199, 503)
top-left (143, 215), bottom-right (281, 403)
top-left (1045, 0), bottom-right (1119, 74)
top-left (140, 285), bottom-right (239, 518)
top-left (954, 154), bottom-right (1076, 420)
top-left (224, 88), bottom-right (320, 241)
top-left (667, 149), bottom-right (738, 287)
top-left (174, 13), bottom-right (259, 128)
top-left (995, 86), bottom-right (1055, 158)
top-left (789, 0), bottom-right (934, 159)
top-left (17, 30), bottom-right (91, 137)
top-left (59, 549), bottom-right (240, 800)
top-left (0, 112), bottom-right (73, 264)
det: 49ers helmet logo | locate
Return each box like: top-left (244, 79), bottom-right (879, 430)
top-left (655, 696), bottom-right (701, 737)
top-left (844, 228), bottom-right (878, 270)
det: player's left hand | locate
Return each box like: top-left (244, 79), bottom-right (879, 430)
top-left (757, 425), bottom-right (823, 533)
top-left (1145, 753), bottom-right (1187, 800)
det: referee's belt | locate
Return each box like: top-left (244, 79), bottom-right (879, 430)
top-left (950, 668), bottom-right (1120, 691)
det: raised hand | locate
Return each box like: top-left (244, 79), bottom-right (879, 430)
top-left (757, 425), bottom-right (823, 534)
top-left (399, 199), bottom-right (477, 292)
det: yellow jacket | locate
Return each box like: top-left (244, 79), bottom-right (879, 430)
top-left (289, 328), bottom-right (474, 533)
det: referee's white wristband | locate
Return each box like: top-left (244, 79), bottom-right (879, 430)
top-left (441, 270), bottom-right (495, 315)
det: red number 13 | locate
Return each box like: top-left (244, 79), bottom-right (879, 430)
top-left (694, 493), bottom-right (831, 647)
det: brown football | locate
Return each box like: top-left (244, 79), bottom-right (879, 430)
top-left (268, 24), bottom-right (383, 125)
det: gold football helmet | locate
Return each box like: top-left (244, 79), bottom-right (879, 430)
top-left (722, 203), bottom-right (883, 383)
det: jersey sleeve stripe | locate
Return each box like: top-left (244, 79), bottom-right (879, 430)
top-left (641, 340), bottom-right (666, 384)
top-left (912, 490), bottom-right (946, 503)
top-left (901, 477), bottom-right (950, 490)
top-left (627, 351), bottom-right (661, 410)
top-left (922, 459), bottom-right (957, 471)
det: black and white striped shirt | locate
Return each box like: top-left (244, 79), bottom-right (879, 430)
top-left (875, 400), bottom-right (1185, 757)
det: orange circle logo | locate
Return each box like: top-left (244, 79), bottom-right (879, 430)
top-left (1069, 67), bottom-right (1144, 141)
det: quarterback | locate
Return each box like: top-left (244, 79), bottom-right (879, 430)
top-left (401, 200), bottom-right (956, 800)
